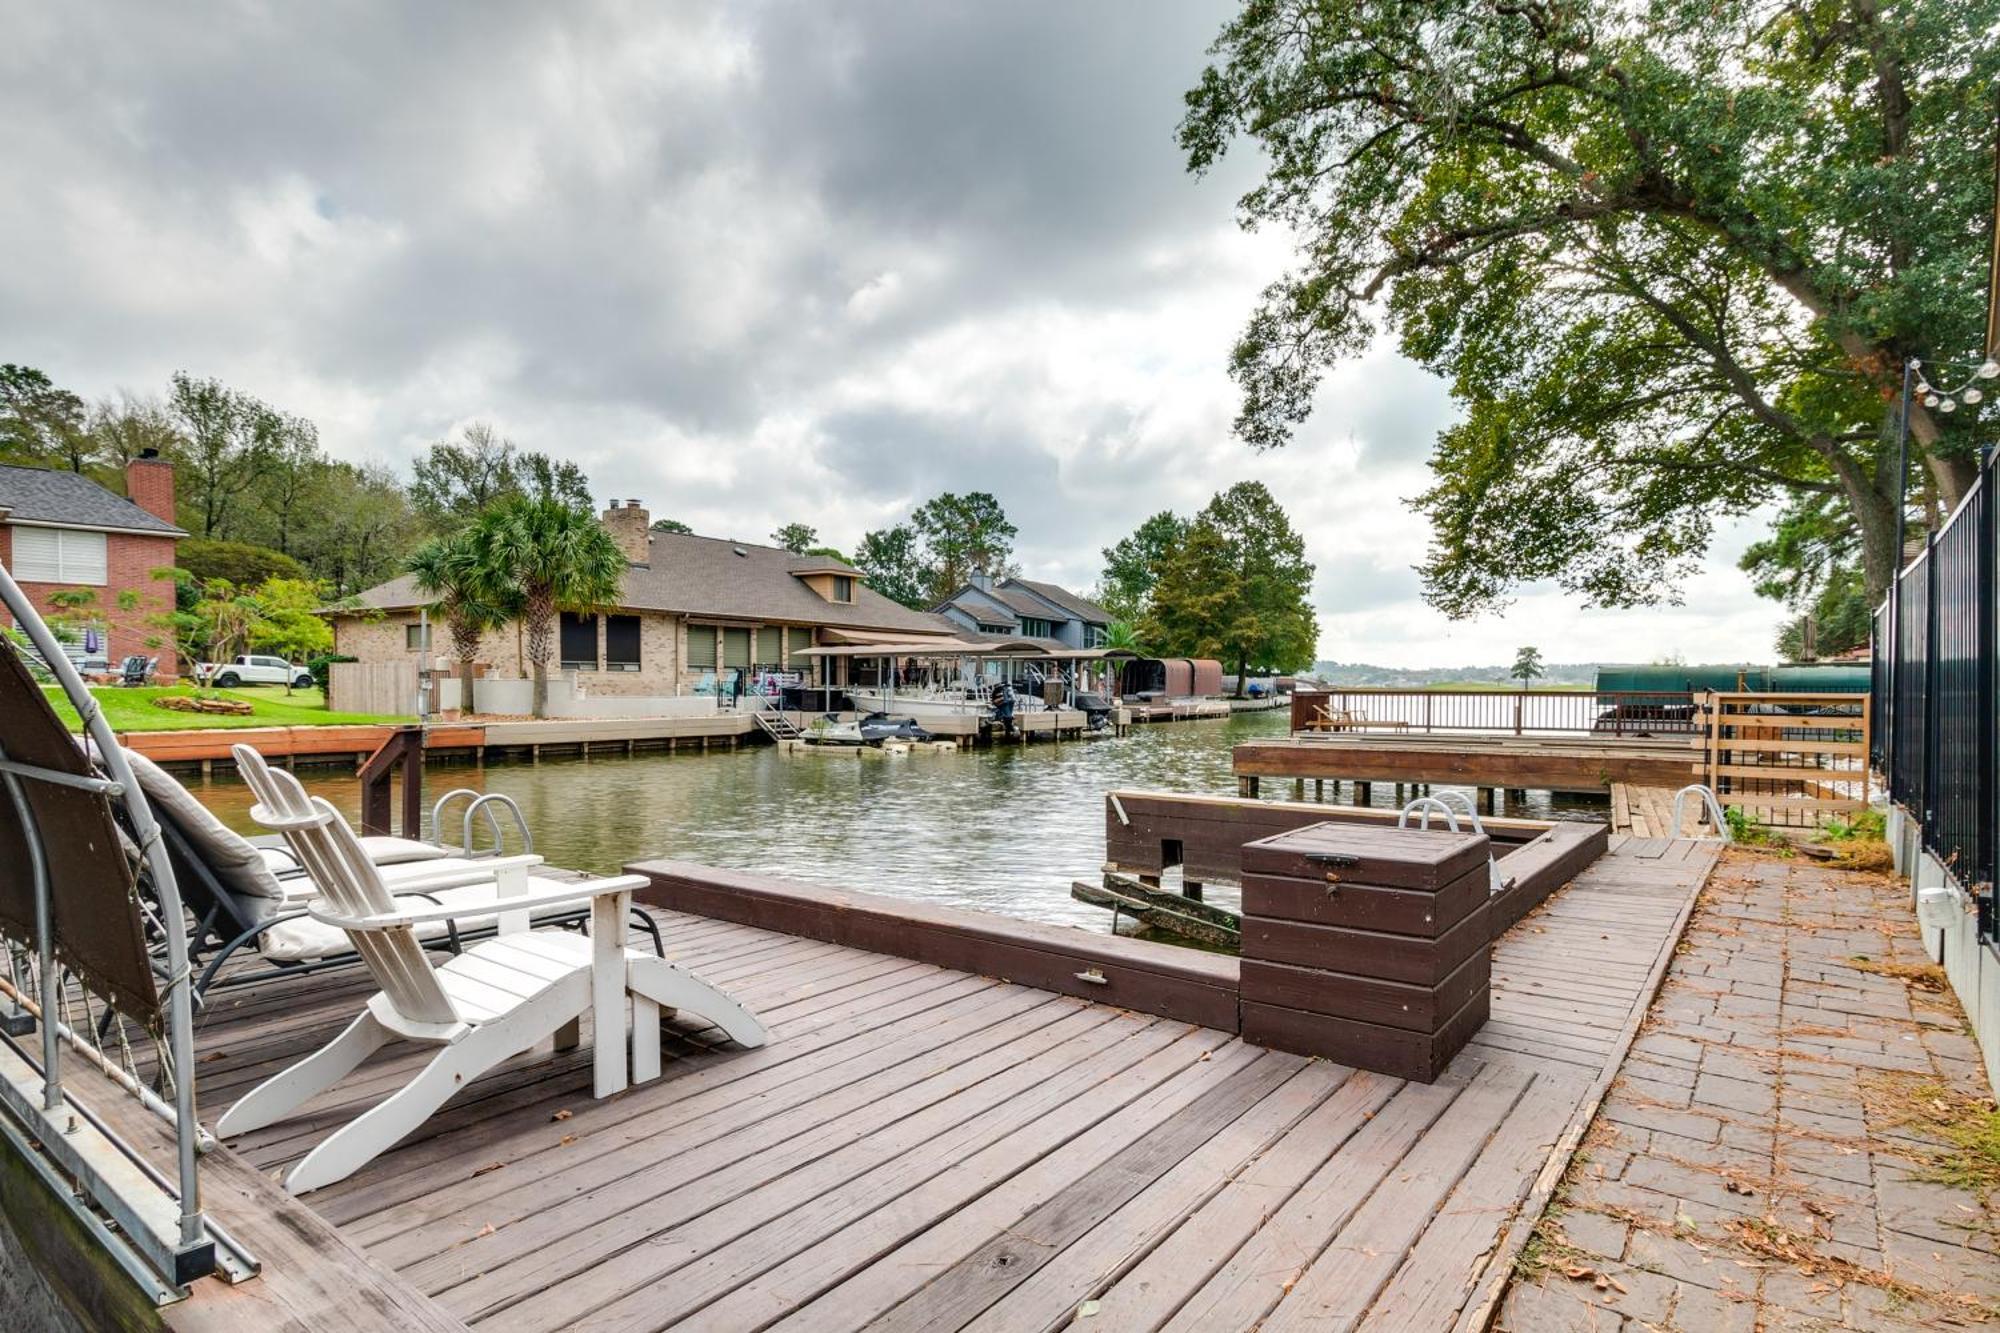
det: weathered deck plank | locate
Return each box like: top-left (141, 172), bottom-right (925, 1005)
top-left (172, 838), bottom-right (1715, 1333)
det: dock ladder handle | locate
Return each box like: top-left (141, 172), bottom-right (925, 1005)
top-left (428, 788), bottom-right (481, 847)
top-left (1398, 794), bottom-right (1509, 897)
top-left (1669, 784), bottom-right (1732, 843)
top-left (462, 793), bottom-right (533, 858)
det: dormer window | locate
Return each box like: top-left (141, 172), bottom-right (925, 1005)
top-left (832, 575), bottom-right (854, 603)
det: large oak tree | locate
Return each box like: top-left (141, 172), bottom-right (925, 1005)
top-left (1183, 0), bottom-right (1998, 612)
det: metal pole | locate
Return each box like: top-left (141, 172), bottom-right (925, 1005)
top-left (1, 768), bottom-right (60, 1111)
top-left (1894, 358), bottom-right (1915, 567)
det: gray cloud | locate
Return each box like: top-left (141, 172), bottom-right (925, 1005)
top-left (0, 1), bottom-right (1782, 665)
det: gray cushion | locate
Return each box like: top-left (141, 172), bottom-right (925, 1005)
top-left (114, 747), bottom-right (290, 911)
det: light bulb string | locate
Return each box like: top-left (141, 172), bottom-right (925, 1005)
top-left (1910, 356), bottom-right (1999, 414)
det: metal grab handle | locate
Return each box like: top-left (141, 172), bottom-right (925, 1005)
top-left (1669, 784), bottom-right (1731, 842)
top-left (462, 793), bottom-right (534, 858)
top-left (1399, 794), bottom-right (1506, 895)
top-left (1397, 797), bottom-right (1461, 832)
top-left (428, 788), bottom-right (481, 845)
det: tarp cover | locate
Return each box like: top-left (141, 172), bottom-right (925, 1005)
top-left (0, 640), bottom-right (159, 1023)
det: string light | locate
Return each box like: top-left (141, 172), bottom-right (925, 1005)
top-left (1910, 357), bottom-right (1999, 414)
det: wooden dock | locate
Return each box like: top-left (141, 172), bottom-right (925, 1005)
top-left (1609, 782), bottom-right (1712, 838)
top-left (1234, 732), bottom-right (1698, 795)
top-left (128, 835), bottom-right (1718, 1330)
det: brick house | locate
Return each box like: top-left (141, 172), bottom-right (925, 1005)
top-left (331, 499), bottom-right (954, 697)
top-left (0, 454), bottom-right (184, 674)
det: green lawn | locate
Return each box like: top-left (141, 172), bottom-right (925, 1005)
top-left (41, 685), bottom-right (412, 732)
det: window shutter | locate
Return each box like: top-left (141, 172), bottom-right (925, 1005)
top-left (788, 627), bottom-right (813, 653)
top-left (12, 528), bottom-right (62, 581)
top-left (686, 625), bottom-right (716, 668)
top-left (756, 627), bottom-right (781, 663)
top-left (722, 627), bottom-right (751, 668)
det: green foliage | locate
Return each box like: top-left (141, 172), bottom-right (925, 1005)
top-left (306, 653), bottom-right (357, 695)
top-left (1183, 0), bottom-right (2000, 611)
top-left (1511, 646), bottom-right (1545, 684)
top-left (771, 523), bottom-right (819, 554)
top-left (0, 363), bottom-right (89, 471)
top-left (246, 578), bottom-right (335, 668)
top-left (1822, 808), bottom-right (1888, 842)
top-left (852, 523), bottom-right (931, 608)
top-left (408, 527), bottom-right (517, 706)
top-left (1098, 511), bottom-right (1192, 622)
top-left (177, 538), bottom-right (307, 587)
top-left (410, 422), bottom-right (592, 529)
top-left (168, 371), bottom-right (283, 538)
top-left (650, 517), bottom-right (694, 534)
top-left (458, 496), bottom-right (627, 717)
top-left (910, 492), bottom-right (1018, 600)
top-left (1140, 481), bottom-right (1318, 691)
top-left (1102, 620), bottom-right (1145, 654)
top-left (1723, 806), bottom-right (1787, 848)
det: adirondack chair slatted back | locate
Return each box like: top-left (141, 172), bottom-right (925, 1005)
top-left (230, 745), bottom-right (459, 1025)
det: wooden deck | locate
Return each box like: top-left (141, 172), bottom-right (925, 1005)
top-left (1609, 782), bottom-right (1714, 838)
top-left (156, 837), bottom-right (1717, 1331)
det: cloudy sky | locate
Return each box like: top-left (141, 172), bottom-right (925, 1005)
top-left (0, 1), bottom-right (1783, 667)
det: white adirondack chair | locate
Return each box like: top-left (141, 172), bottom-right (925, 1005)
top-left (215, 745), bottom-right (767, 1194)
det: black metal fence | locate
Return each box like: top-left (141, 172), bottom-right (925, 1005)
top-left (1874, 446), bottom-right (1998, 921)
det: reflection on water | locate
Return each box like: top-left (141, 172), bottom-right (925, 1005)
top-left (190, 709), bottom-right (1609, 930)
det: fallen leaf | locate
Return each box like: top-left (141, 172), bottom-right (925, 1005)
top-left (473, 1223), bottom-right (495, 1238)
top-left (1077, 1300), bottom-right (1100, 1318)
top-left (471, 1161), bottom-right (505, 1177)
top-left (551, 1108), bottom-right (573, 1122)
top-left (1565, 1265), bottom-right (1594, 1281)
top-left (559, 1133), bottom-right (576, 1146)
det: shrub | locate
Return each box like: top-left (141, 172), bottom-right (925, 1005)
top-left (307, 653), bottom-right (356, 695)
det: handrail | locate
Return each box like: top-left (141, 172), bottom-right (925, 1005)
top-left (1669, 784), bottom-right (1732, 843)
top-left (428, 787), bottom-right (481, 843)
top-left (1396, 797), bottom-right (1461, 832)
top-left (462, 794), bottom-right (533, 858)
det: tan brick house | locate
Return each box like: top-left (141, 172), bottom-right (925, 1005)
top-left (331, 500), bottom-right (952, 697)
top-left (0, 454), bottom-right (184, 674)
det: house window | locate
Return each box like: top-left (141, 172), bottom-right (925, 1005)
top-left (606, 615), bottom-right (641, 671)
top-left (687, 625), bottom-right (717, 669)
top-left (756, 626), bottom-right (781, 665)
top-left (560, 612), bottom-right (599, 670)
top-left (831, 575), bottom-right (854, 603)
top-left (1084, 625), bottom-right (1107, 648)
top-left (721, 626), bottom-right (751, 669)
top-left (405, 623), bottom-right (432, 652)
top-left (11, 528), bottom-right (107, 586)
top-left (1019, 617), bottom-right (1054, 639)
top-left (787, 626), bottom-right (813, 654)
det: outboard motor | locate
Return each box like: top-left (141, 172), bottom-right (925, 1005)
top-left (1074, 692), bottom-right (1114, 731)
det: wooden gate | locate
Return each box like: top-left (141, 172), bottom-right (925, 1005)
top-left (1698, 692), bottom-right (1870, 829)
top-left (328, 661), bottom-right (418, 716)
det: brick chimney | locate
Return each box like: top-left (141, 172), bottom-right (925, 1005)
top-left (125, 450), bottom-right (176, 525)
top-left (601, 498), bottom-right (651, 565)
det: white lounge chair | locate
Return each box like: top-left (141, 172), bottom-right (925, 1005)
top-left (215, 745), bottom-right (767, 1193)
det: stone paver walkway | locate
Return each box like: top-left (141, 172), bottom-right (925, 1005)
top-left (1500, 849), bottom-right (2000, 1332)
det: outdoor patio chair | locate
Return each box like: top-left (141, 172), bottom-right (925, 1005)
top-left (116, 654), bottom-right (156, 686)
top-left (217, 745), bottom-right (766, 1193)
top-left (98, 743), bottom-right (663, 998)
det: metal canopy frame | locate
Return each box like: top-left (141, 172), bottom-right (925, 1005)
top-left (0, 560), bottom-right (256, 1301)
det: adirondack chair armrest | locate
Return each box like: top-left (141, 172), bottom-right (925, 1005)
top-left (308, 874), bottom-right (648, 931)
top-left (367, 854), bottom-right (547, 896)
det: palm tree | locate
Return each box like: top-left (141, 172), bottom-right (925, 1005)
top-left (1102, 620), bottom-right (1145, 654)
top-left (407, 530), bottom-right (515, 715)
top-left (461, 497), bottom-right (628, 718)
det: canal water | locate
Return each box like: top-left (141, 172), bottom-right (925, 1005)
top-left (191, 710), bottom-right (1607, 931)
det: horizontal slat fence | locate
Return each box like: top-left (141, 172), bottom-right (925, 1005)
top-left (1698, 692), bottom-right (1869, 828)
top-left (329, 661), bottom-right (419, 716)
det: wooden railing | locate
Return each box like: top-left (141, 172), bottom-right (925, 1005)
top-left (1698, 692), bottom-right (1869, 829)
top-left (358, 725), bottom-right (424, 838)
top-left (1290, 688), bottom-right (1703, 737)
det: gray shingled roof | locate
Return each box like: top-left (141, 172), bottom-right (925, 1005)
top-left (933, 587), bottom-right (1021, 628)
top-left (0, 464), bottom-right (184, 535)
top-left (979, 583), bottom-right (1070, 621)
top-left (1007, 578), bottom-right (1112, 625)
top-left (347, 531), bottom-right (943, 633)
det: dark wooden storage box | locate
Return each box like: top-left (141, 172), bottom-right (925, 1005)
top-left (1238, 822), bottom-right (1495, 1081)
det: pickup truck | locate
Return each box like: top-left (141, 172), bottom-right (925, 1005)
top-left (195, 654), bottom-right (315, 689)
